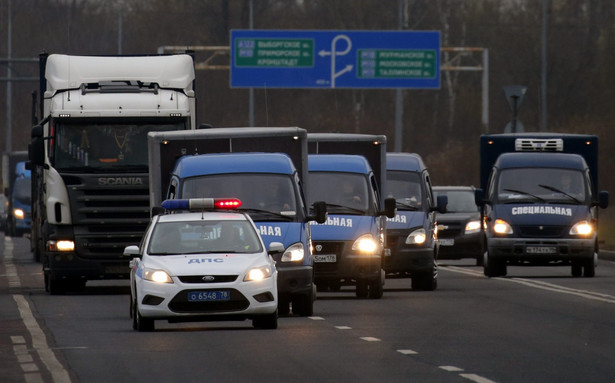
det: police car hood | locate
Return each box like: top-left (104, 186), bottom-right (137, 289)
top-left (493, 204), bottom-right (589, 225)
top-left (254, 222), bottom-right (302, 247)
top-left (146, 253), bottom-right (267, 276)
top-left (386, 211), bottom-right (427, 230)
top-left (311, 215), bottom-right (376, 240)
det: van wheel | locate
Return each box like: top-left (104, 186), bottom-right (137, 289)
top-left (356, 279), bottom-right (368, 298)
top-left (583, 255), bottom-right (596, 278)
top-left (292, 290), bottom-right (314, 316)
top-left (484, 254), bottom-right (506, 277)
top-left (571, 262), bottom-right (582, 277)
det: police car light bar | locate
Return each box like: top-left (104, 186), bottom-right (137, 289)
top-left (161, 198), bottom-right (242, 211)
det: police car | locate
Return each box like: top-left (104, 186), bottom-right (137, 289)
top-left (125, 198), bottom-right (279, 331)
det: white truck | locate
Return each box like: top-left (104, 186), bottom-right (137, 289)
top-left (29, 53), bottom-right (196, 293)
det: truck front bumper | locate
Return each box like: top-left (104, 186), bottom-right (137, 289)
top-left (43, 251), bottom-right (130, 281)
top-left (487, 237), bottom-right (595, 263)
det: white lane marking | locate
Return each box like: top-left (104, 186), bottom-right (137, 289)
top-left (13, 295), bottom-right (72, 383)
top-left (335, 326), bottom-right (352, 330)
top-left (360, 337), bottom-right (381, 342)
top-left (442, 266), bottom-right (615, 304)
top-left (309, 316), bottom-right (325, 320)
top-left (440, 366), bottom-right (464, 372)
top-left (11, 335), bottom-right (26, 344)
top-left (460, 373), bottom-right (498, 383)
top-left (397, 349), bottom-right (418, 355)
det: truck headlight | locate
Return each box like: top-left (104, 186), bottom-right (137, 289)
top-left (492, 219), bottom-right (513, 235)
top-left (465, 220), bottom-right (482, 234)
top-left (352, 234), bottom-right (380, 253)
top-left (244, 266), bottom-right (273, 282)
top-left (281, 242), bottom-right (304, 262)
top-left (47, 240), bottom-right (75, 252)
top-left (13, 208), bottom-right (25, 220)
top-left (143, 269), bottom-right (173, 284)
top-left (570, 221), bottom-right (593, 236)
top-left (405, 228), bottom-right (426, 245)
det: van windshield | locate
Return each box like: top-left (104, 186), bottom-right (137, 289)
top-left (496, 168), bottom-right (588, 204)
top-left (386, 170), bottom-right (423, 210)
top-left (308, 172), bottom-right (369, 214)
top-left (181, 173), bottom-right (299, 219)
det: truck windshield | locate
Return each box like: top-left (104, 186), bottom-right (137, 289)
top-left (308, 172), bottom-right (369, 214)
top-left (386, 170), bottom-right (423, 210)
top-left (51, 119), bottom-right (187, 171)
top-left (181, 174), bottom-right (299, 218)
top-left (496, 168), bottom-right (588, 204)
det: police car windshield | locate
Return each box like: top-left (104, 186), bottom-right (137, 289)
top-left (52, 119), bottom-right (187, 172)
top-left (496, 168), bottom-right (588, 204)
top-left (433, 190), bottom-right (478, 213)
top-left (147, 220), bottom-right (263, 255)
top-left (386, 171), bottom-right (422, 211)
top-left (181, 174), bottom-right (298, 219)
top-left (307, 172), bottom-right (369, 214)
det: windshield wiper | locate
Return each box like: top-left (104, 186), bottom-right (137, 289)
top-left (238, 208), bottom-right (294, 221)
top-left (503, 188), bottom-right (546, 203)
top-left (324, 203), bottom-right (366, 214)
top-left (396, 201), bottom-right (419, 211)
top-left (538, 184), bottom-right (581, 204)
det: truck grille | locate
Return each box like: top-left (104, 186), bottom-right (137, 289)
top-left (63, 173), bottom-right (150, 259)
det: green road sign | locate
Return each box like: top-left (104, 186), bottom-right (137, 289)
top-left (358, 49), bottom-right (437, 79)
top-left (235, 38), bottom-right (314, 67)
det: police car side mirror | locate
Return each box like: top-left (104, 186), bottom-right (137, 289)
top-left (597, 191), bottom-right (609, 209)
top-left (434, 195), bottom-right (448, 214)
top-left (123, 245), bottom-right (141, 258)
top-left (475, 188), bottom-right (486, 207)
top-left (381, 197), bottom-right (397, 218)
top-left (268, 242), bottom-right (285, 254)
top-left (308, 201), bottom-right (328, 224)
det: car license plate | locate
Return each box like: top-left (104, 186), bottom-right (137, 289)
top-left (187, 290), bottom-right (230, 302)
top-left (439, 238), bottom-right (454, 246)
top-left (526, 246), bottom-right (557, 254)
top-left (314, 254), bottom-right (336, 263)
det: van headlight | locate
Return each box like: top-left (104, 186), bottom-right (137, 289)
top-left (281, 242), bottom-right (305, 262)
top-left (352, 234), bottom-right (380, 253)
top-left (492, 219), bottom-right (513, 235)
top-left (570, 221), bottom-right (593, 236)
top-left (406, 228), bottom-right (426, 245)
top-left (13, 208), bottom-right (25, 220)
top-left (465, 220), bottom-right (482, 234)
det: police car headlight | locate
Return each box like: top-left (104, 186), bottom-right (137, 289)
top-left (465, 220), bottom-right (482, 234)
top-left (143, 269), bottom-right (173, 284)
top-left (244, 266), bottom-right (273, 282)
top-left (281, 243), bottom-right (305, 262)
top-left (13, 208), bottom-right (25, 220)
top-left (405, 228), bottom-right (426, 245)
top-left (570, 221), bottom-right (593, 236)
top-left (352, 234), bottom-right (380, 253)
top-left (492, 219), bottom-right (513, 235)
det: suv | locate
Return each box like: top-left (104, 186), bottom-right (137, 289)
top-left (432, 186), bottom-right (485, 265)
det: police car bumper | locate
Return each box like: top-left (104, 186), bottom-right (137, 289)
top-left (384, 246), bottom-right (435, 274)
top-left (487, 237), bottom-right (596, 262)
top-left (136, 277), bottom-right (278, 320)
top-left (276, 264), bottom-right (314, 299)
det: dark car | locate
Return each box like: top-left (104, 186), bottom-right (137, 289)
top-left (432, 186), bottom-right (485, 265)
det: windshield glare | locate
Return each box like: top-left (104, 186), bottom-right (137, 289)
top-left (308, 172), bottom-right (369, 211)
top-left (182, 174), bottom-right (298, 215)
top-left (148, 220), bottom-right (262, 255)
top-left (386, 170), bottom-right (423, 208)
top-left (52, 119), bottom-right (186, 170)
top-left (496, 168), bottom-right (588, 203)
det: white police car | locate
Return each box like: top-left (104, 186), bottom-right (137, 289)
top-left (125, 198), bottom-right (279, 331)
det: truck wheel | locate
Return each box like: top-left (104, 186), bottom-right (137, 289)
top-left (484, 253), bottom-right (506, 278)
top-left (253, 310), bottom-right (278, 329)
top-left (45, 274), bottom-right (66, 295)
top-left (368, 278), bottom-right (384, 299)
top-left (356, 279), bottom-right (368, 298)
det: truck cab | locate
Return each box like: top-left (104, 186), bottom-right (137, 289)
top-left (476, 134), bottom-right (609, 277)
top-left (307, 134), bottom-right (396, 299)
top-left (384, 152), bottom-right (447, 291)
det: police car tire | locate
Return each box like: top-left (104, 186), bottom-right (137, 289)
top-left (252, 310), bottom-right (278, 329)
top-left (133, 299), bottom-right (155, 332)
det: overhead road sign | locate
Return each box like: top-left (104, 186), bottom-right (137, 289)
top-left (230, 30), bottom-right (440, 89)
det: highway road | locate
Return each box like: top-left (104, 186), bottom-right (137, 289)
top-left (2, 235), bottom-right (615, 383)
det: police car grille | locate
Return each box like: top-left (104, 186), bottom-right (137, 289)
top-left (169, 289), bottom-right (249, 313)
top-left (518, 225), bottom-right (565, 238)
top-left (178, 275), bottom-right (238, 283)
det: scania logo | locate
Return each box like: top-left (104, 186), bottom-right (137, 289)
top-left (315, 245), bottom-right (323, 252)
top-left (98, 177), bottom-right (144, 185)
top-left (202, 275), bottom-right (215, 282)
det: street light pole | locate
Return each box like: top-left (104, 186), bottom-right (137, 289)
top-left (6, 0), bottom-right (12, 154)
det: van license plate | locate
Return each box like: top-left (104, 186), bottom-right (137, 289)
top-left (526, 246), bottom-right (557, 254)
top-left (439, 239), bottom-right (454, 246)
top-left (314, 254), bottom-right (336, 263)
